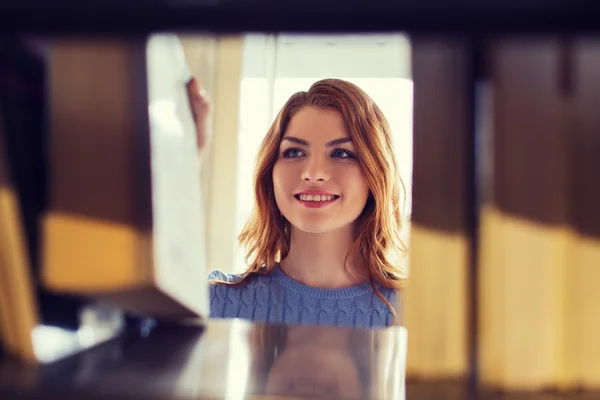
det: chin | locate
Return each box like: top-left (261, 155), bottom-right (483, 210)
top-left (299, 227), bottom-right (333, 235)
top-left (291, 221), bottom-right (333, 234)
top-left (287, 216), bottom-right (351, 235)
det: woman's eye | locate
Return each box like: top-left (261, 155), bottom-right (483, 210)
top-left (332, 149), bottom-right (354, 159)
top-left (282, 148), bottom-right (304, 158)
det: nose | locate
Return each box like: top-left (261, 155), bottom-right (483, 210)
top-left (301, 154), bottom-right (330, 182)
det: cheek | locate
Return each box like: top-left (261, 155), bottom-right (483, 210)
top-left (272, 163), bottom-right (294, 202)
top-left (340, 165), bottom-right (370, 202)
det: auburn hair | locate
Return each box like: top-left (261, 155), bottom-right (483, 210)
top-left (229, 78), bottom-right (407, 322)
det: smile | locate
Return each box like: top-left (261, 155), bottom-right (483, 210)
top-left (294, 194), bottom-right (340, 208)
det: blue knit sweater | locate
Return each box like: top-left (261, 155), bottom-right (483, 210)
top-left (208, 266), bottom-right (396, 329)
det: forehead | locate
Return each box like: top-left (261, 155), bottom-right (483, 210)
top-left (284, 106), bottom-right (349, 140)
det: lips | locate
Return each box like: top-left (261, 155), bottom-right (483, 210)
top-left (295, 193), bottom-right (338, 202)
top-left (294, 190), bottom-right (340, 208)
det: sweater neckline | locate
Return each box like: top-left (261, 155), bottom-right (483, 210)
top-left (270, 264), bottom-right (373, 300)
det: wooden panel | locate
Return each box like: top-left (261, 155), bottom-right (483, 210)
top-left (43, 37), bottom-right (209, 318)
top-left (478, 37), bottom-right (600, 391)
top-left (43, 39), bottom-right (153, 292)
top-left (478, 39), bottom-right (570, 390)
top-left (564, 38), bottom-right (600, 389)
top-left (404, 38), bottom-right (471, 378)
top-left (0, 103), bottom-right (39, 362)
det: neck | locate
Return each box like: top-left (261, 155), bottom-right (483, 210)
top-left (279, 224), bottom-right (367, 289)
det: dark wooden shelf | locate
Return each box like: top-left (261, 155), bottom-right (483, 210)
top-left (1, 0), bottom-right (600, 34)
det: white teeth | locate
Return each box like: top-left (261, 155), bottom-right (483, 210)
top-left (298, 194), bottom-right (336, 202)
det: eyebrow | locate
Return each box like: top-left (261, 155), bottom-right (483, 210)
top-left (282, 136), bottom-right (352, 147)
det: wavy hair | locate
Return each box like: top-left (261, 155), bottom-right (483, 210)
top-left (230, 78), bottom-right (407, 322)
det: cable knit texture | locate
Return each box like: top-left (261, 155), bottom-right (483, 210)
top-left (208, 266), bottom-right (396, 328)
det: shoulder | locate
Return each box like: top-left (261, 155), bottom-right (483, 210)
top-left (207, 269), bottom-right (244, 284)
top-left (370, 282), bottom-right (397, 302)
top-left (207, 269), bottom-right (274, 291)
top-left (376, 285), bottom-right (402, 326)
top-left (207, 269), bottom-right (277, 320)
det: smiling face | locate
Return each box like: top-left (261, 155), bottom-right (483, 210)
top-left (272, 106), bottom-right (370, 234)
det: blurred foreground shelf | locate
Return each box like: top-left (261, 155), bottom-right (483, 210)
top-left (0, 319), bottom-right (408, 400)
top-left (2, 318), bottom-right (597, 399)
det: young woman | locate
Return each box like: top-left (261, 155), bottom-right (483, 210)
top-left (188, 78), bottom-right (407, 328)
